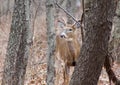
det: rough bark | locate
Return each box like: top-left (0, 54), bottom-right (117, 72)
top-left (2, 0), bottom-right (31, 85)
top-left (104, 54), bottom-right (120, 85)
top-left (70, 0), bottom-right (117, 85)
top-left (103, 0), bottom-right (120, 84)
top-left (112, 0), bottom-right (120, 63)
top-left (46, 0), bottom-right (55, 85)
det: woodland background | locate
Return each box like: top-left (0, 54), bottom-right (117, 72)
top-left (0, 0), bottom-right (120, 85)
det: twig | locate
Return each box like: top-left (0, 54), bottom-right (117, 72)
top-left (54, 0), bottom-right (81, 26)
top-left (80, 13), bottom-right (84, 42)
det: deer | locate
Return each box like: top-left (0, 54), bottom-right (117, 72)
top-left (56, 19), bottom-right (81, 85)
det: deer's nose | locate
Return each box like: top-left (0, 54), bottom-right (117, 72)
top-left (60, 35), bottom-right (65, 38)
top-left (60, 32), bottom-right (67, 38)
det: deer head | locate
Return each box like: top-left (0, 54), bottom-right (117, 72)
top-left (60, 24), bottom-right (78, 41)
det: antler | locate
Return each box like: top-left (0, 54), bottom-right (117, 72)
top-left (54, 0), bottom-right (84, 41)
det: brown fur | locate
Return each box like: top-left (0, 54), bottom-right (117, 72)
top-left (56, 24), bottom-right (80, 85)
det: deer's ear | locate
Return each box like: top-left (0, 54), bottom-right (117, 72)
top-left (72, 20), bottom-right (81, 29)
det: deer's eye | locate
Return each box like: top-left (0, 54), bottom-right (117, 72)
top-left (69, 29), bottom-right (72, 31)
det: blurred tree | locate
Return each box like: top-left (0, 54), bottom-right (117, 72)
top-left (70, 0), bottom-right (118, 85)
top-left (2, 0), bottom-right (32, 85)
top-left (6, 0), bottom-right (10, 15)
top-left (66, 0), bottom-right (76, 24)
top-left (46, 0), bottom-right (55, 85)
top-left (0, 0), bottom-right (14, 17)
top-left (112, 0), bottom-right (120, 63)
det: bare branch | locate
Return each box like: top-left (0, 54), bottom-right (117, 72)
top-left (54, 0), bottom-right (80, 25)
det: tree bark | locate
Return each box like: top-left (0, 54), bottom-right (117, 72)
top-left (70, 0), bottom-right (117, 85)
top-left (113, 0), bottom-right (120, 63)
top-left (2, 0), bottom-right (32, 85)
top-left (46, 0), bottom-right (56, 85)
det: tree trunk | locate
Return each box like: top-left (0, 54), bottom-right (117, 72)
top-left (46, 0), bottom-right (56, 85)
top-left (70, 0), bottom-right (117, 85)
top-left (2, 0), bottom-right (32, 85)
top-left (6, 0), bottom-right (10, 15)
top-left (113, 0), bottom-right (120, 63)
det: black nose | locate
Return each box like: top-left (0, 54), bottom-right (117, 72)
top-left (60, 35), bottom-right (65, 38)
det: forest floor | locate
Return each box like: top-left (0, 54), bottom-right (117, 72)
top-left (0, 14), bottom-right (120, 85)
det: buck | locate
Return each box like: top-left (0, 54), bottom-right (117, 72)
top-left (56, 20), bottom-right (81, 85)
